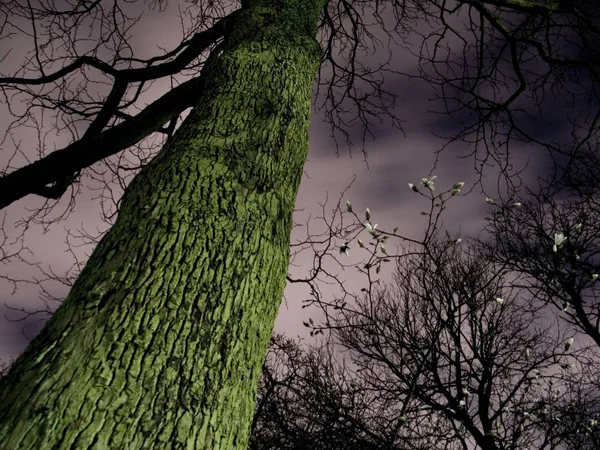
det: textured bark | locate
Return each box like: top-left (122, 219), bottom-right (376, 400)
top-left (0, 1), bottom-right (325, 448)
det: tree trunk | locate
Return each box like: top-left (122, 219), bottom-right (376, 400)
top-left (0, 1), bottom-right (325, 448)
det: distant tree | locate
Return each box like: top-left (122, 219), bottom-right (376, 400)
top-left (474, 186), bottom-right (600, 348)
top-left (251, 180), bottom-right (600, 450)
top-left (251, 331), bottom-right (474, 450)
top-left (250, 333), bottom-right (387, 450)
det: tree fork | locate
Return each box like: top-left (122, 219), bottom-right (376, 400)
top-left (0, 0), bottom-right (326, 448)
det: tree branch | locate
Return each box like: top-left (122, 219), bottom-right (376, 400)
top-left (0, 9), bottom-right (241, 85)
top-left (0, 75), bottom-right (205, 210)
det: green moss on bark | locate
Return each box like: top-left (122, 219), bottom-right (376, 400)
top-left (0, 1), bottom-right (327, 448)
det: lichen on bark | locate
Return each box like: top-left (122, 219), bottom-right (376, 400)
top-left (0, 0), bottom-right (327, 448)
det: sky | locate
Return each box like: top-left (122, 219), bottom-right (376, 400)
top-left (0, 1), bottom-right (570, 368)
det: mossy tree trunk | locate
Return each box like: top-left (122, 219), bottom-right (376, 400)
top-left (0, 0), bottom-right (326, 448)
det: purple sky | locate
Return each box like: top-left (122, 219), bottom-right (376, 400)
top-left (0, 2), bottom-right (564, 366)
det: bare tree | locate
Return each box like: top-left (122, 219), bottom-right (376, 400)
top-left (250, 333), bottom-right (386, 450)
top-left (251, 332), bottom-right (468, 450)
top-left (0, 1), bottom-right (599, 448)
top-left (253, 179), bottom-right (600, 450)
top-left (474, 187), bottom-right (600, 348)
